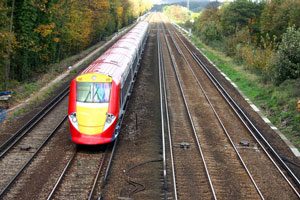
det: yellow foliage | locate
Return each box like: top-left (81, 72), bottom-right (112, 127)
top-left (64, 3), bottom-right (93, 50)
top-left (53, 37), bottom-right (60, 43)
top-left (128, 0), bottom-right (152, 17)
top-left (90, 0), bottom-right (110, 10)
top-left (35, 23), bottom-right (56, 37)
top-left (117, 6), bottom-right (123, 18)
top-left (0, 31), bottom-right (17, 54)
top-left (164, 5), bottom-right (189, 23)
top-left (237, 44), bottom-right (275, 74)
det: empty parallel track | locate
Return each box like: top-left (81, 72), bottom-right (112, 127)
top-left (0, 87), bottom-right (69, 197)
top-left (159, 14), bottom-right (299, 200)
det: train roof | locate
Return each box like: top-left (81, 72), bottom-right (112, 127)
top-left (81, 21), bottom-right (149, 84)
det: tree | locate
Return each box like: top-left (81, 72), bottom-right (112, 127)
top-left (0, 0), bottom-right (16, 89)
top-left (274, 26), bottom-right (300, 84)
top-left (195, 8), bottom-right (221, 44)
top-left (163, 5), bottom-right (190, 23)
top-left (260, 0), bottom-right (300, 40)
top-left (12, 0), bottom-right (40, 81)
top-left (220, 0), bottom-right (264, 38)
top-left (0, 0), bottom-right (153, 86)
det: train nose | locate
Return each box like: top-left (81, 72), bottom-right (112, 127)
top-left (76, 104), bottom-right (108, 135)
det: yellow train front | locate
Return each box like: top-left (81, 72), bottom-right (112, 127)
top-left (68, 21), bottom-right (149, 145)
top-left (68, 73), bottom-right (120, 144)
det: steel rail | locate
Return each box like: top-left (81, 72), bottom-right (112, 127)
top-left (172, 25), bottom-right (300, 196)
top-left (157, 21), bottom-right (177, 200)
top-left (0, 87), bottom-right (69, 158)
top-left (97, 30), bottom-right (149, 199)
top-left (162, 20), bottom-right (217, 200)
top-left (47, 147), bottom-right (109, 200)
top-left (49, 17), bottom-right (149, 200)
top-left (97, 78), bottom-right (137, 200)
top-left (0, 115), bottom-right (67, 197)
top-left (88, 148), bottom-right (108, 200)
top-left (167, 26), bottom-right (265, 199)
top-left (46, 148), bottom-right (77, 200)
top-left (95, 139), bottom-right (118, 200)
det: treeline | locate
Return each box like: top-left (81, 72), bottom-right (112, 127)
top-left (166, 1), bottom-right (211, 12)
top-left (194, 0), bottom-right (300, 84)
top-left (0, 0), bottom-right (152, 90)
top-left (163, 5), bottom-right (190, 23)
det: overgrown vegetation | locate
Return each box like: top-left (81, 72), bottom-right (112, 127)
top-left (0, 0), bottom-right (152, 90)
top-left (193, 0), bottom-right (300, 84)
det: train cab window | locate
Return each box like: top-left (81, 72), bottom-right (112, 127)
top-left (77, 82), bottom-right (111, 103)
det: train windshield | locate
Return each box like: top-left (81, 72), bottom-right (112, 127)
top-left (76, 82), bottom-right (111, 103)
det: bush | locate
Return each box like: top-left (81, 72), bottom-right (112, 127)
top-left (224, 28), bottom-right (251, 57)
top-left (236, 43), bottom-right (275, 81)
top-left (194, 7), bottom-right (222, 45)
top-left (273, 26), bottom-right (300, 84)
top-left (199, 21), bottom-right (222, 44)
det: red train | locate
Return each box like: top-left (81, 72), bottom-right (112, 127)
top-left (68, 21), bottom-right (149, 145)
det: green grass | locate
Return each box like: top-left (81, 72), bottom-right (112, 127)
top-left (190, 35), bottom-right (300, 150)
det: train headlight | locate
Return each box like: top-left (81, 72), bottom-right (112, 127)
top-left (104, 113), bottom-right (116, 131)
top-left (69, 112), bottom-right (78, 129)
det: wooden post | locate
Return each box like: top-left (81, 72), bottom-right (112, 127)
top-left (297, 100), bottom-right (300, 112)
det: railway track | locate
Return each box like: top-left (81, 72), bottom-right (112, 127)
top-left (169, 23), bottom-right (300, 197)
top-left (0, 20), bottom-right (136, 197)
top-left (101, 15), bottom-right (164, 199)
top-left (159, 14), bottom-right (300, 200)
top-left (0, 14), bottom-right (152, 199)
top-left (177, 28), bottom-right (300, 189)
top-left (159, 23), bottom-right (214, 199)
top-left (46, 143), bottom-right (116, 200)
top-left (0, 91), bottom-right (68, 197)
top-left (0, 87), bottom-right (69, 156)
top-left (159, 21), bottom-right (260, 200)
top-left (1, 13), bottom-right (298, 199)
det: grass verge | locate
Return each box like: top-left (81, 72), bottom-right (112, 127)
top-left (190, 35), bottom-right (300, 150)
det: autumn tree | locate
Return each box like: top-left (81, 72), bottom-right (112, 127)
top-left (0, 0), bottom-right (152, 85)
top-left (260, 0), bottom-right (300, 40)
top-left (164, 5), bottom-right (190, 23)
top-left (88, 0), bottom-right (112, 42)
